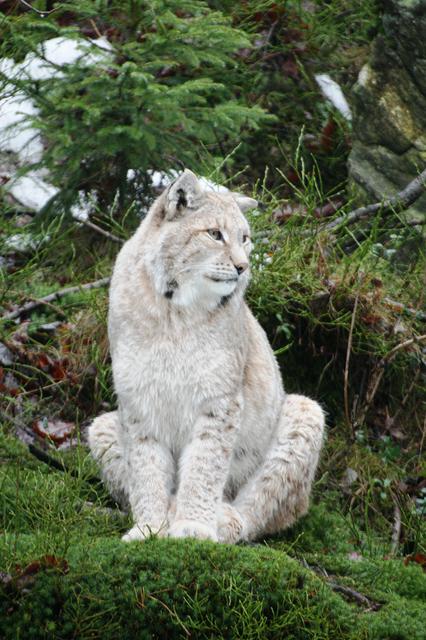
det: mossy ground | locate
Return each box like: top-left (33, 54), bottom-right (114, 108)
top-left (1, 432), bottom-right (425, 640)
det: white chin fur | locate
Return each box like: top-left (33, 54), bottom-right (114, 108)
top-left (173, 277), bottom-right (237, 308)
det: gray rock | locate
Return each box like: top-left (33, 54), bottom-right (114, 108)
top-left (348, 0), bottom-right (426, 222)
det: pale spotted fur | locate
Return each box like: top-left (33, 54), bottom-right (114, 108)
top-left (88, 170), bottom-right (325, 543)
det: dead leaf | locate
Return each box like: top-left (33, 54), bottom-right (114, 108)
top-left (281, 57), bottom-right (299, 79)
top-left (314, 199), bottom-right (344, 219)
top-left (33, 353), bottom-right (52, 371)
top-left (32, 418), bottom-right (75, 447)
top-left (50, 360), bottom-right (67, 381)
top-left (6, 555), bottom-right (69, 593)
top-left (404, 554), bottom-right (426, 571)
top-left (273, 203), bottom-right (307, 224)
top-left (319, 117), bottom-right (337, 153)
top-left (0, 369), bottom-right (20, 396)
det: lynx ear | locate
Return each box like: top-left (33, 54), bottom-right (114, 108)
top-left (233, 195), bottom-right (258, 213)
top-left (165, 169), bottom-right (203, 220)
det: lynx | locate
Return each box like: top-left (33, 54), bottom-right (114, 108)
top-left (88, 169), bottom-right (325, 543)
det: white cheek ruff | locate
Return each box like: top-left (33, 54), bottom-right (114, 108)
top-left (204, 278), bottom-right (237, 296)
top-left (172, 275), bottom-right (237, 308)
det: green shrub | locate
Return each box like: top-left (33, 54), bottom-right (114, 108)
top-left (0, 0), bottom-right (270, 216)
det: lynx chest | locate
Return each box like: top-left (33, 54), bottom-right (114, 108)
top-left (112, 322), bottom-right (242, 451)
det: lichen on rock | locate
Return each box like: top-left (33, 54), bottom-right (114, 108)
top-left (348, 0), bottom-right (426, 222)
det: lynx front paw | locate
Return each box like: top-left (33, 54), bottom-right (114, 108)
top-left (168, 519), bottom-right (218, 541)
top-left (217, 503), bottom-right (245, 544)
top-left (121, 521), bottom-right (168, 542)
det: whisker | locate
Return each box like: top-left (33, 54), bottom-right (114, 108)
top-left (172, 263), bottom-right (237, 279)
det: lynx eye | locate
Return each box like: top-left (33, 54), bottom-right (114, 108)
top-left (242, 234), bottom-right (250, 243)
top-left (207, 229), bottom-right (224, 242)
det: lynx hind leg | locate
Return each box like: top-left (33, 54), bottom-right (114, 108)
top-left (87, 411), bottom-right (129, 509)
top-left (228, 394), bottom-right (325, 543)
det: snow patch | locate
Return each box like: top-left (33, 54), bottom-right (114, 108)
top-left (8, 171), bottom-right (58, 210)
top-left (0, 37), bottom-right (112, 211)
top-left (314, 74), bottom-right (352, 121)
top-left (146, 169), bottom-right (230, 193)
top-left (70, 191), bottom-right (96, 222)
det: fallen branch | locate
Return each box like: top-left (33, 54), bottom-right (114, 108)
top-left (327, 581), bottom-right (381, 610)
top-left (28, 443), bottom-right (69, 474)
top-left (79, 218), bottom-right (124, 244)
top-left (2, 277), bottom-right (111, 322)
top-left (322, 167), bottom-right (426, 233)
top-left (299, 559), bottom-right (382, 611)
top-left (18, 0), bottom-right (60, 15)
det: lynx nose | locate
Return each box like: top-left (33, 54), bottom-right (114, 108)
top-left (235, 262), bottom-right (248, 275)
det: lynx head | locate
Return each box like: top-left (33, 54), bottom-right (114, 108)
top-left (144, 169), bottom-right (257, 310)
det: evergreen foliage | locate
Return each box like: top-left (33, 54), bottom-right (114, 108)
top-left (0, 0), bottom-right (270, 215)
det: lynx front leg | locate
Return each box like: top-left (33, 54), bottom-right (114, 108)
top-left (168, 397), bottom-right (241, 541)
top-left (88, 411), bottom-right (129, 507)
top-left (222, 395), bottom-right (325, 543)
top-left (121, 419), bottom-right (175, 542)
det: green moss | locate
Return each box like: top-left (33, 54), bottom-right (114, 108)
top-left (272, 500), bottom-right (363, 555)
top-left (0, 537), bottom-right (364, 640)
top-left (1, 535), bottom-right (426, 640)
top-left (1, 433), bottom-right (425, 639)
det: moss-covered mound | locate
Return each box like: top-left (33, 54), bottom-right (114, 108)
top-left (1, 433), bottom-right (425, 640)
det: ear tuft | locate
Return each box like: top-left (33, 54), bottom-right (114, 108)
top-left (176, 189), bottom-right (187, 209)
top-left (165, 169), bottom-right (202, 220)
top-left (233, 195), bottom-right (258, 213)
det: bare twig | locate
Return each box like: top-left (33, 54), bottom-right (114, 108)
top-left (393, 368), bottom-right (421, 421)
top-left (262, 20), bottom-right (279, 51)
top-left (2, 277), bottom-right (111, 322)
top-left (89, 18), bottom-right (103, 39)
top-left (28, 446), bottom-right (122, 508)
top-left (344, 291), bottom-right (360, 437)
top-left (34, 298), bottom-right (67, 318)
top-left (390, 501), bottom-right (402, 556)
top-left (299, 559), bottom-right (382, 611)
top-left (18, 0), bottom-right (60, 15)
top-left (28, 443), bottom-right (69, 473)
top-left (79, 218), bottom-right (124, 244)
top-left (356, 334), bottom-right (426, 427)
top-left (322, 167), bottom-right (426, 233)
top-left (383, 334), bottom-right (426, 361)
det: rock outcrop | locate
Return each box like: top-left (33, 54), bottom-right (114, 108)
top-left (349, 0), bottom-right (426, 220)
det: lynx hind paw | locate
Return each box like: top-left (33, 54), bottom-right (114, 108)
top-left (217, 503), bottom-right (245, 544)
top-left (168, 519), bottom-right (218, 542)
top-left (121, 522), bottom-right (168, 542)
